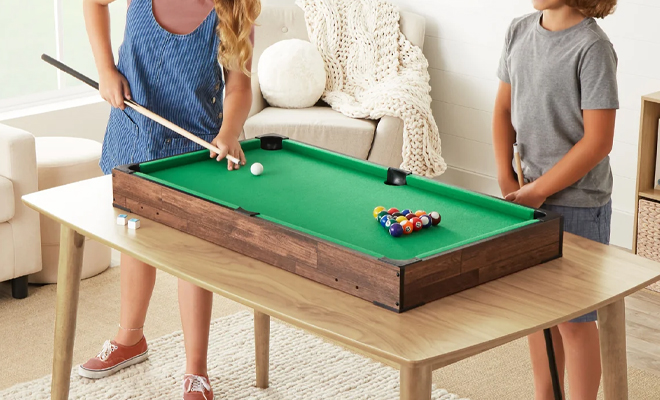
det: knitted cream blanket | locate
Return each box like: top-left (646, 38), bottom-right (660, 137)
top-left (296, 0), bottom-right (446, 177)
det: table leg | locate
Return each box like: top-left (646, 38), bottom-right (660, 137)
top-left (543, 328), bottom-right (563, 400)
top-left (400, 364), bottom-right (432, 400)
top-left (51, 226), bottom-right (85, 400)
top-left (598, 299), bottom-right (628, 400)
top-left (254, 310), bottom-right (270, 389)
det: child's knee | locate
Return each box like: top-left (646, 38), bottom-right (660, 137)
top-left (558, 321), bottom-right (598, 341)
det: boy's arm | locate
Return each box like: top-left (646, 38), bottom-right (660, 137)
top-left (83, 0), bottom-right (131, 109)
top-left (506, 109), bottom-right (616, 207)
top-left (493, 81), bottom-right (520, 197)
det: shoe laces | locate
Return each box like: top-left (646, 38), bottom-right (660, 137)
top-left (96, 340), bottom-right (118, 361)
top-left (184, 374), bottom-right (211, 399)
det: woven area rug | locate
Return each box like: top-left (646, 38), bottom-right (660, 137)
top-left (0, 311), bottom-right (467, 400)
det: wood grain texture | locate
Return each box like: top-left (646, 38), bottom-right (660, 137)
top-left (598, 299), bottom-right (628, 400)
top-left (50, 226), bottom-right (85, 400)
top-left (400, 364), bottom-right (432, 400)
top-left (254, 310), bottom-right (270, 389)
top-left (22, 177), bottom-right (660, 369)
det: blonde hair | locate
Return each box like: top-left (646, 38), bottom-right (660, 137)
top-left (215, 0), bottom-right (261, 76)
top-left (565, 0), bottom-right (617, 18)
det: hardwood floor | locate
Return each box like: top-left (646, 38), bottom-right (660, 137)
top-left (627, 289), bottom-right (660, 375)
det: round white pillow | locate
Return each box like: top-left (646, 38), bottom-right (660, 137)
top-left (258, 39), bottom-right (326, 109)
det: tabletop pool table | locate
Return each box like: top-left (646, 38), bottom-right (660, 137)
top-left (112, 135), bottom-right (563, 312)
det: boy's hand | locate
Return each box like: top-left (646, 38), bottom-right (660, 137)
top-left (505, 181), bottom-right (546, 209)
top-left (498, 175), bottom-right (521, 198)
top-left (99, 67), bottom-right (131, 110)
top-left (211, 134), bottom-right (246, 171)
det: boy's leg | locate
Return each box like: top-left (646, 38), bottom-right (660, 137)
top-left (179, 279), bottom-right (213, 376)
top-left (116, 254), bottom-right (158, 345)
top-left (558, 320), bottom-right (601, 400)
top-left (528, 326), bottom-right (566, 400)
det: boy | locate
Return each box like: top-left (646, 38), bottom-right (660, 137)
top-left (493, 0), bottom-right (618, 399)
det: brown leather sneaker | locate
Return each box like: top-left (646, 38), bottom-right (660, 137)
top-left (78, 336), bottom-right (149, 379)
top-left (182, 374), bottom-right (214, 400)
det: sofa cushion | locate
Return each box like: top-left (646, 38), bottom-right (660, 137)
top-left (243, 107), bottom-right (377, 160)
top-left (0, 176), bottom-right (15, 223)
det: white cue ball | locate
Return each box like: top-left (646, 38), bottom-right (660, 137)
top-left (250, 162), bottom-right (264, 176)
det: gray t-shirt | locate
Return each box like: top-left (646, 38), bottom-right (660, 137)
top-left (497, 12), bottom-right (619, 207)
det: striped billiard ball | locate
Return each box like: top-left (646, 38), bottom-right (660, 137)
top-left (401, 209), bottom-right (411, 216)
top-left (420, 215), bottom-right (432, 228)
top-left (415, 210), bottom-right (426, 217)
top-left (401, 220), bottom-right (414, 235)
top-left (430, 211), bottom-right (441, 226)
top-left (405, 213), bottom-right (416, 221)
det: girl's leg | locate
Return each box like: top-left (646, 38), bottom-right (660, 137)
top-left (558, 321), bottom-right (601, 400)
top-left (528, 326), bottom-right (566, 400)
top-left (179, 279), bottom-right (213, 375)
top-left (115, 254), bottom-right (158, 345)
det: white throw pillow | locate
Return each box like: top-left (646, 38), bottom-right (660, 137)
top-left (258, 39), bottom-right (326, 109)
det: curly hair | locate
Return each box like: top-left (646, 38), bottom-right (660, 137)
top-left (565, 0), bottom-right (617, 18)
top-left (214, 0), bottom-right (261, 76)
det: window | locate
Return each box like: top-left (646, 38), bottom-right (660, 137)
top-left (0, 0), bottom-right (127, 105)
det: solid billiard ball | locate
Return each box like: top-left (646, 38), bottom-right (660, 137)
top-left (430, 211), bottom-right (441, 226)
top-left (250, 163), bottom-right (264, 176)
top-left (415, 210), bottom-right (426, 217)
top-left (401, 209), bottom-right (411, 216)
top-left (373, 206), bottom-right (386, 219)
top-left (411, 217), bottom-right (423, 231)
top-left (377, 210), bottom-right (389, 221)
top-left (389, 223), bottom-right (403, 237)
top-left (387, 207), bottom-right (399, 215)
top-left (405, 213), bottom-right (416, 221)
top-left (391, 212), bottom-right (404, 218)
top-left (401, 220), bottom-right (414, 235)
top-left (395, 216), bottom-right (407, 223)
top-left (420, 215), bottom-right (431, 228)
top-left (384, 218), bottom-right (396, 229)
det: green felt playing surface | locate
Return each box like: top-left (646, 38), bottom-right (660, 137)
top-left (135, 139), bottom-right (537, 261)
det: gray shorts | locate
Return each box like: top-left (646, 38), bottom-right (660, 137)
top-left (542, 200), bottom-right (612, 323)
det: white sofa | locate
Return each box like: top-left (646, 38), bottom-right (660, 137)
top-left (0, 124), bottom-right (42, 298)
top-left (243, 5), bottom-right (426, 168)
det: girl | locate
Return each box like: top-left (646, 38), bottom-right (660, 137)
top-left (493, 0), bottom-right (618, 399)
top-left (80, 0), bottom-right (259, 398)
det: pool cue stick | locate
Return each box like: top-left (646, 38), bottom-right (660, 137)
top-left (513, 143), bottom-right (562, 400)
top-left (513, 143), bottom-right (524, 188)
top-left (41, 54), bottom-right (241, 165)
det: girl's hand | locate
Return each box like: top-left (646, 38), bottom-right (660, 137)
top-left (498, 175), bottom-right (521, 198)
top-left (211, 134), bottom-right (246, 170)
top-left (99, 67), bottom-right (131, 110)
top-left (505, 181), bottom-right (547, 209)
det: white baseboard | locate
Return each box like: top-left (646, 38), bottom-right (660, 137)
top-left (434, 166), bottom-right (634, 250)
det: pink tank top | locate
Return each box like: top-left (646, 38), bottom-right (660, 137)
top-left (128, 0), bottom-right (254, 41)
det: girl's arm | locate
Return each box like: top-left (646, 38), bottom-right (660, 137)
top-left (83, 0), bottom-right (131, 109)
top-left (210, 39), bottom-right (254, 170)
top-left (506, 109), bottom-right (616, 207)
top-left (493, 81), bottom-right (520, 197)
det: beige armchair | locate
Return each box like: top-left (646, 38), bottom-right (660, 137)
top-left (0, 124), bottom-right (42, 299)
top-left (243, 5), bottom-right (426, 168)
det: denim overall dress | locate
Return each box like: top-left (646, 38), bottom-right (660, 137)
top-left (99, 0), bottom-right (224, 174)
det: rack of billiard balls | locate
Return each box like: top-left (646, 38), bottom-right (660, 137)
top-left (373, 207), bottom-right (441, 237)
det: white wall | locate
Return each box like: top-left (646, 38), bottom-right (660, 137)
top-left (388, 0), bottom-right (660, 249)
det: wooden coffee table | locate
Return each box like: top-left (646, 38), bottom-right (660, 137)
top-left (23, 176), bottom-right (660, 400)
